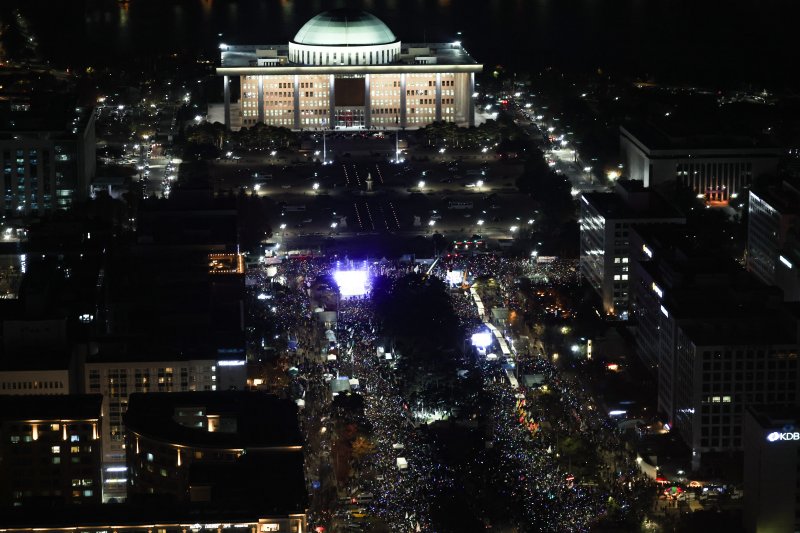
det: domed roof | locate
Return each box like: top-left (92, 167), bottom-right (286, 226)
top-left (293, 9), bottom-right (397, 46)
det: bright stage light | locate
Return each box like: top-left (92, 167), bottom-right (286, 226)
top-left (445, 270), bottom-right (463, 287)
top-left (471, 331), bottom-right (493, 348)
top-left (333, 270), bottom-right (370, 297)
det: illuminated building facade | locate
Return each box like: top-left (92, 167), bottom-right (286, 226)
top-left (0, 106), bottom-right (95, 215)
top-left (0, 394), bottom-right (102, 507)
top-left (743, 406), bottom-right (800, 533)
top-left (579, 180), bottom-right (684, 318)
top-left (217, 9), bottom-right (481, 131)
top-left (620, 123), bottom-right (779, 203)
top-left (747, 183), bottom-right (800, 301)
top-left (83, 356), bottom-right (218, 502)
top-left (629, 224), bottom-right (800, 469)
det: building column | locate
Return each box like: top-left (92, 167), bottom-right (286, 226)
top-left (329, 74), bottom-right (336, 129)
top-left (257, 76), bottom-right (265, 124)
top-left (435, 73), bottom-right (442, 122)
top-left (400, 73), bottom-right (407, 129)
top-left (468, 72), bottom-right (475, 127)
top-left (293, 75), bottom-right (301, 130)
top-left (223, 75), bottom-right (231, 130)
top-left (364, 75), bottom-right (371, 130)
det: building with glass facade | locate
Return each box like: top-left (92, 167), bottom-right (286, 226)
top-left (747, 182), bottom-right (800, 301)
top-left (579, 180), bottom-right (684, 318)
top-left (216, 9), bottom-right (481, 131)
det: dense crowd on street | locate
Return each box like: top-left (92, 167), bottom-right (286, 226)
top-left (245, 254), bottom-right (649, 531)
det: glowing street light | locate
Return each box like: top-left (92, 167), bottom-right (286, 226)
top-left (477, 219), bottom-right (484, 226)
top-left (428, 220), bottom-right (436, 227)
top-left (312, 182), bottom-right (319, 191)
top-left (439, 148), bottom-right (446, 154)
top-left (418, 180), bottom-right (426, 190)
top-left (607, 170), bottom-right (620, 180)
top-left (509, 225), bottom-right (518, 233)
top-left (330, 222), bottom-right (338, 229)
top-left (279, 223), bottom-right (287, 230)
top-left (476, 180), bottom-right (484, 190)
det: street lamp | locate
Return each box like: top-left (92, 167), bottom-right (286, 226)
top-left (476, 180), bottom-right (483, 191)
top-left (428, 220), bottom-right (436, 227)
top-left (477, 219), bottom-right (484, 226)
top-left (509, 225), bottom-right (518, 233)
top-left (418, 180), bottom-right (426, 191)
top-left (312, 182), bottom-right (319, 193)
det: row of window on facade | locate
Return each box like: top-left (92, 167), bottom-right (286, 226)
top-left (0, 380), bottom-right (64, 390)
top-left (291, 48), bottom-right (400, 65)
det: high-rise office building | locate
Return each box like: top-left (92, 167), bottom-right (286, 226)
top-left (579, 180), bottom-right (684, 318)
top-left (747, 181), bottom-right (800, 301)
top-left (0, 102), bottom-right (95, 214)
top-left (630, 224), bottom-right (800, 469)
top-left (0, 394), bottom-right (102, 507)
top-left (743, 406), bottom-right (800, 533)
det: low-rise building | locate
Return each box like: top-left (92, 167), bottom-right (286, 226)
top-left (83, 348), bottom-right (218, 502)
top-left (124, 391), bottom-right (305, 507)
top-left (0, 504), bottom-right (307, 533)
top-left (620, 122), bottom-right (779, 203)
top-left (0, 394), bottom-right (102, 507)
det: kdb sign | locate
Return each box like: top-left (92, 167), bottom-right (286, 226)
top-left (767, 431), bottom-right (800, 442)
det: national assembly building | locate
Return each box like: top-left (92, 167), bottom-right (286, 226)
top-left (215, 9), bottom-right (482, 131)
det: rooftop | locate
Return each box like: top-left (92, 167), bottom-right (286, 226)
top-left (124, 391), bottom-right (303, 450)
top-left (188, 452), bottom-right (307, 514)
top-left (746, 405), bottom-right (800, 430)
top-left (582, 181), bottom-right (684, 221)
top-left (0, 95), bottom-right (93, 141)
top-left (0, 394), bottom-right (102, 422)
top-left (220, 42), bottom-right (479, 69)
top-left (621, 121), bottom-right (779, 153)
top-left (751, 180), bottom-right (800, 215)
top-left (0, 501), bottom-right (299, 529)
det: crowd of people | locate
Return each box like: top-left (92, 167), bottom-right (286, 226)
top-left (246, 254), bottom-right (650, 531)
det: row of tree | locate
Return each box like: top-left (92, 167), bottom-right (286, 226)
top-left (183, 121), bottom-right (298, 157)
top-left (415, 115), bottom-right (528, 150)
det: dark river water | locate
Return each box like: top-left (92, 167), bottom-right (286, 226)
top-left (6, 0), bottom-right (800, 88)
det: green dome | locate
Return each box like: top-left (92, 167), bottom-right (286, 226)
top-left (293, 9), bottom-right (397, 46)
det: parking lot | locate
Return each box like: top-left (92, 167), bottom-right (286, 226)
top-left (209, 139), bottom-right (536, 254)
